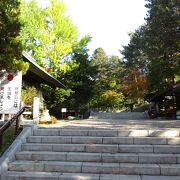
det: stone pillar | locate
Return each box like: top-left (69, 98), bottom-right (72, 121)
top-left (33, 97), bottom-right (40, 124)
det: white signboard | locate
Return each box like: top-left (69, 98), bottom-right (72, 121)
top-left (61, 108), bottom-right (67, 112)
top-left (0, 71), bottom-right (22, 114)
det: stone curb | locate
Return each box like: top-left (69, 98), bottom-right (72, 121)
top-left (0, 125), bottom-right (37, 178)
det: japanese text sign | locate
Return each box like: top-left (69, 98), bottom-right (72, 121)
top-left (0, 71), bottom-right (22, 114)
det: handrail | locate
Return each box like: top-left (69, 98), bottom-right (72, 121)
top-left (0, 106), bottom-right (32, 152)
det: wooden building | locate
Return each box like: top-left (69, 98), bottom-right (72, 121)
top-left (22, 51), bottom-right (64, 108)
top-left (148, 83), bottom-right (180, 119)
top-left (23, 51), bottom-right (64, 88)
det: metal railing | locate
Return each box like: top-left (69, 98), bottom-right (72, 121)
top-left (0, 106), bottom-right (32, 151)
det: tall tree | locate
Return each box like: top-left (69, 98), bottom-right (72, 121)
top-left (42, 35), bottom-right (97, 116)
top-left (20, 0), bottom-right (78, 75)
top-left (0, 0), bottom-right (29, 73)
top-left (121, 25), bottom-right (148, 74)
top-left (91, 48), bottom-right (125, 111)
top-left (121, 0), bottom-right (180, 94)
top-left (144, 0), bottom-right (180, 91)
top-left (123, 69), bottom-right (147, 104)
top-left (59, 35), bottom-right (97, 114)
top-left (91, 48), bottom-right (108, 66)
top-left (91, 48), bottom-right (109, 89)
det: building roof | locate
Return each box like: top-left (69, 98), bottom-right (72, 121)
top-left (22, 51), bottom-right (65, 88)
top-left (151, 83), bottom-right (180, 102)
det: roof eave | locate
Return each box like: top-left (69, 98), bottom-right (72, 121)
top-left (22, 51), bottom-right (65, 88)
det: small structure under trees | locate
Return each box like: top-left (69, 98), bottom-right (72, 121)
top-left (0, 52), bottom-right (64, 123)
top-left (22, 51), bottom-right (65, 122)
top-left (148, 83), bottom-right (180, 119)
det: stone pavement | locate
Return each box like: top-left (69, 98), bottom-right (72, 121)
top-left (2, 118), bottom-right (180, 180)
top-left (34, 119), bottom-right (180, 180)
top-left (39, 118), bottom-right (180, 130)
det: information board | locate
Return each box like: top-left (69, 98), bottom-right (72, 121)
top-left (61, 108), bottom-right (67, 112)
top-left (0, 71), bottom-right (22, 114)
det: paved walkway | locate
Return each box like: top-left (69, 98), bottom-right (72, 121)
top-left (39, 118), bottom-right (180, 130)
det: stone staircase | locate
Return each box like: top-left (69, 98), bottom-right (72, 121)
top-left (2, 127), bottom-right (180, 179)
top-left (90, 112), bottom-right (149, 120)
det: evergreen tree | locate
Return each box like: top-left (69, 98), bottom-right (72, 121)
top-left (121, 25), bottom-right (148, 74)
top-left (121, 0), bottom-right (180, 94)
top-left (0, 0), bottom-right (29, 73)
top-left (91, 48), bottom-right (125, 111)
top-left (144, 0), bottom-right (180, 91)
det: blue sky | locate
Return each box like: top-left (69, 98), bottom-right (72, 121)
top-left (39, 0), bottom-right (147, 57)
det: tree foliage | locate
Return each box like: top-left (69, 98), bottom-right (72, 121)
top-left (121, 26), bottom-right (148, 73)
top-left (58, 36), bottom-right (97, 113)
top-left (20, 0), bottom-right (96, 116)
top-left (21, 85), bottom-right (38, 105)
top-left (0, 0), bottom-right (29, 73)
top-left (90, 48), bottom-right (125, 111)
top-left (20, 0), bottom-right (78, 75)
top-left (144, 0), bottom-right (180, 91)
top-left (42, 35), bottom-right (98, 116)
top-left (121, 0), bottom-right (180, 94)
top-left (123, 69), bottom-right (147, 104)
top-left (93, 90), bottom-right (124, 111)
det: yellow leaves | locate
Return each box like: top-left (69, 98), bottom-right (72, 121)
top-left (48, 0), bottom-right (67, 18)
top-left (102, 90), bottom-right (124, 102)
top-left (59, 61), bottom-right (79, 74)
top-left (20, 0), bottom-right (79, 74)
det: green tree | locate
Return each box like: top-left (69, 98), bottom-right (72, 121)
top-left (91, 48), bottom-right (125, 111)
top-left (95, 90), bottom-right (124, 112)
top-left (144, 0), bottom-right (180, 92)
top-left (20, 0), bottom-right (78, 75)
top-left (21, 86), bottom-right (38, 105)
top-left (0, 0), bottom-right (29, 73)
top-left (58, 35), bottom-right (98, 115)
top-left (91, 48), bottom-right (109, 90)
top-left (121, 26), bottom-right (148, 74)
top-left (42, 85), bottom-right (73, 117)
top-left (42, 35), bottom-right (97, 117)
top-left (91, 48), bottom-right (108, 66)
top-left (121, 0), bottom-right (180, 94)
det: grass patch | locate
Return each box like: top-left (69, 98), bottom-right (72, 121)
top-left (0, 126), bottom-right (22, 156)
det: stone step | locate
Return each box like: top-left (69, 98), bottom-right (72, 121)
top-left (21, 143), bottom-right (180, 154)
top-left (8, 160), bottom-right (180, 176)
top-left (15, 151), bottom-right (180, 164)
top-left (27, 136), bottom-right (180, 145)
top-left (90, 112), bottom-right (148, 120)
top-left (3, 172), bottom-right (180, 180)
top-left (1, 171), bottom-right (99, 180)
top-left (16, 151), bottom-right (101, 162)
top-left (22, 143), bottom-right (120, 153)
top-left (34, 129), bottom-right (180, 137)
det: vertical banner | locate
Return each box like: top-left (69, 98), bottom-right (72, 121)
top-left (0, 71), bottom-right (22, 114)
